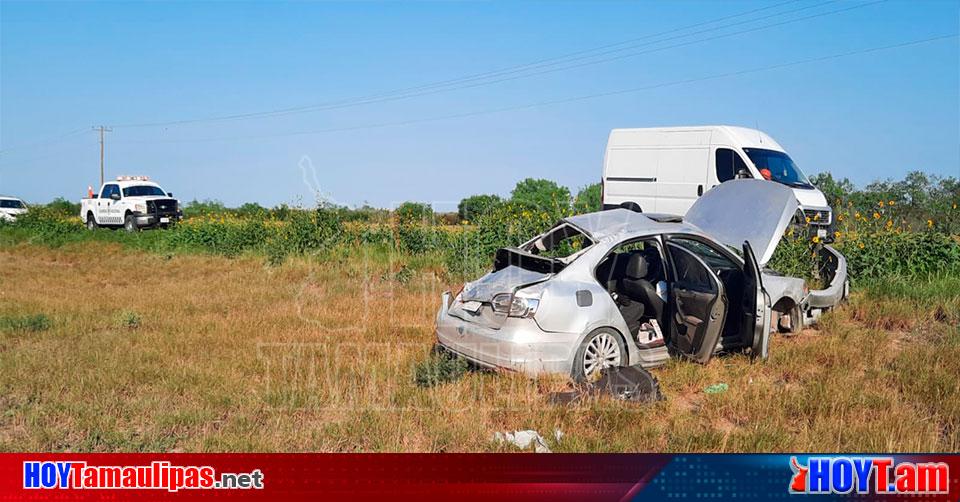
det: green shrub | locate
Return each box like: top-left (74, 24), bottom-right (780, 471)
top-left (44, 197), bottom-right (80, 217)
top-left (510, 178), bottom-right (571, 212)
top-left (457, 194), bottom-right (502, 222)
top-left (573, 182), bottom-right (602, 214)
top-left (394, 202), bottom-right (433, 226)
top-left (414, 351), bottom-right (469, 388)
top-left (116, 310), bottom-right (141, 329)
top-left (0, 314), bottom-right (51, 332)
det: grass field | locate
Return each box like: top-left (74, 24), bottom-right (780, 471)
top-left (2, 240), bottom-right (959, 452)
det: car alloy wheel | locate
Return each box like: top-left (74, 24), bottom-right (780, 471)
top-left (583, 332), bottom-right (622, 378)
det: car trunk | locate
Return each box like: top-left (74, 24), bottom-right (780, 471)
top-left (452, 248), bottom-right (557, 329)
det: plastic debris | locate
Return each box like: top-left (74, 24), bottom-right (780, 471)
top-left (493, 430), bottom-right (552, 453)
top-left (704, 383), bottom-right (729, 394)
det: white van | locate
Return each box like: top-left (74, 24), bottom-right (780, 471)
top-left (601, 125), bottom-right (832, 231)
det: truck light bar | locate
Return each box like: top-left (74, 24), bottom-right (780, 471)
top-left (116, 175), bottom-right (150, 181)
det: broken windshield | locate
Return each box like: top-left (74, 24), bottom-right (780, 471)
top-left (743, 148), bottom-right (813, 189)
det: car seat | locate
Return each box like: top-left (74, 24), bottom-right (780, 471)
top-left (619, 249), bottom-right (665, 325)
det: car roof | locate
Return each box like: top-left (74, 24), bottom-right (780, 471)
top-left (563, 208), bottom-right (703, 241)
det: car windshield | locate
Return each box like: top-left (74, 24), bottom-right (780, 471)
top-left (0, 199), bottom-right (25, 208)
top-left (122, 185), bottom-right (166, 197)
top-left (743, 148), bottom-right (813, 188)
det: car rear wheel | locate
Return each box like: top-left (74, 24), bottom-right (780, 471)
top-left (573, 328), bottom-right (625, 382)
top-left (85, 213), bottom-right (97, 230)
top-left (123, 213), bottom-right (138, 233)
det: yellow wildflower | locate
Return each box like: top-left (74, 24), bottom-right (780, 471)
top-left (885, 220), bottom-right (893, 229)
top-left (811, 235), bottom-right (820, 244)
top-left (805, 216), bottom-right (811, 224)
top-left (873, 212), bottom-right (881, 219)
top-left (878, 200), bottom-right (885, 207)
top-left (888, 200), bottom-right (895, 206)
top-left (854, 212), bottom-right (861, 220)
top-left (928, 219), bottom-right (934, 228)
top-left (858, 242), bottom-right (865, 249)
top-left (834, 231), bottom-right (841, 239)
top-left (837, 214), bottom-right (844, 222)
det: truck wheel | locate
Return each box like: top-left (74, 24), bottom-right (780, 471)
top-left (85, 213), bottom-right (98, 230)
top-left (123, 213), bottom-right (138, 233)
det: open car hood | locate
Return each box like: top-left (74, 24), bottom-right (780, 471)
top-left (685, 179), bottom-right (798, 267)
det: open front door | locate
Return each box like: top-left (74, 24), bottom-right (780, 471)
top-left (741, 241), bottom-right (772, 360)
top-left (665, 243), bottom-right (727, 363)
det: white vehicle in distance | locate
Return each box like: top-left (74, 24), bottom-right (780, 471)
top-left (601, 125), bottom-right (834, 237)
top-left (0, 196), bottom-right (28, 222)
top-left (80, 176), bottom-right (182, 232)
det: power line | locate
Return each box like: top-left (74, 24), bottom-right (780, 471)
top-left (111, 33), bottom-right (956, 145)
top-left (109, 0), bottom-right (855, 128)
top-left (0, 127), bottom-right (88, 156)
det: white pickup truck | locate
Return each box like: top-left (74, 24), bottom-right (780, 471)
top-left (80, 176), bottom-right (182, 232)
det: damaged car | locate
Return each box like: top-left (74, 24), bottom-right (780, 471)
top-left (435, 180), bottom-right (847, 380)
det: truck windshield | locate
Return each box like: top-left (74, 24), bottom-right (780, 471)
top-left (743, 148), bottom-right (813, 189)
top-left (123, 185), bottom-right (167, 197)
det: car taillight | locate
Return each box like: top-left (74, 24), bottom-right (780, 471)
top-left (491, 292), bottom-right (540, 318)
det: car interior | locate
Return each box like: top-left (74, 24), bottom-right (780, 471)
top-left (594, 240), bottom-right (667, 344)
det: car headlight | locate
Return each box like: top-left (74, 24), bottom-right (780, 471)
top-left (134, 203), bottom-right (147, 213)
top-left (491, 292), bottom-right (540, 318)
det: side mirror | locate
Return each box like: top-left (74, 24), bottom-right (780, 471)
top-left (736, 168), bottom-right (750, 179)
top-left (110, 193), bottom-right (121, 201)
top-left (167, 192), bottom-right (173, 197)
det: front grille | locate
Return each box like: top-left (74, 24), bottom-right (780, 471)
top-left (803, 209), bottom-right (831, 226)
top-left (147, 199), bottom-right (178, 217)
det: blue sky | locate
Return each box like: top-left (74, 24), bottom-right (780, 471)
top-left (1, 0), bottom-right (958, 209)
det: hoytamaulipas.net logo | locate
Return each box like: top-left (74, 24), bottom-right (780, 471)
top-left (789, 456), bottom-right (948, 495)
top-left (23, 461), bottom-right (264, 492)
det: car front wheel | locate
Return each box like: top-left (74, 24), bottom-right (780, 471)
top-left (572, 328), bottom-right (626, 382)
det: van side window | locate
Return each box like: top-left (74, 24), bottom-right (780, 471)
top-left (716, 148), bottom-right (749, 182)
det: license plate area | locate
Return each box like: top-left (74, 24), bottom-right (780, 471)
top-left (461, 301), bottom-right (482, 313)
top-left (160, 217), bottom-right (170, 223)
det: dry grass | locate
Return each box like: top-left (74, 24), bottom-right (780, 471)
top-left (1, 241), bottom-right (958, 452)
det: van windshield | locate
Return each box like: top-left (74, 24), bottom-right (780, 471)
top-left (743, 148), bottom-right (813, 189)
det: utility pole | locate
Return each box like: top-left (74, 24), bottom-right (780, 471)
top-left (94, 125), bottom-right (112, 186)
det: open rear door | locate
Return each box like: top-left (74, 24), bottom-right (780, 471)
top-left (741, 241), bottom-right (772, 359)
top-left (665, 243), bottom-right (727, 363)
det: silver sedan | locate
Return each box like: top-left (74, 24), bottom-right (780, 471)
top-left (435, 180), bottom-right (847, 380)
